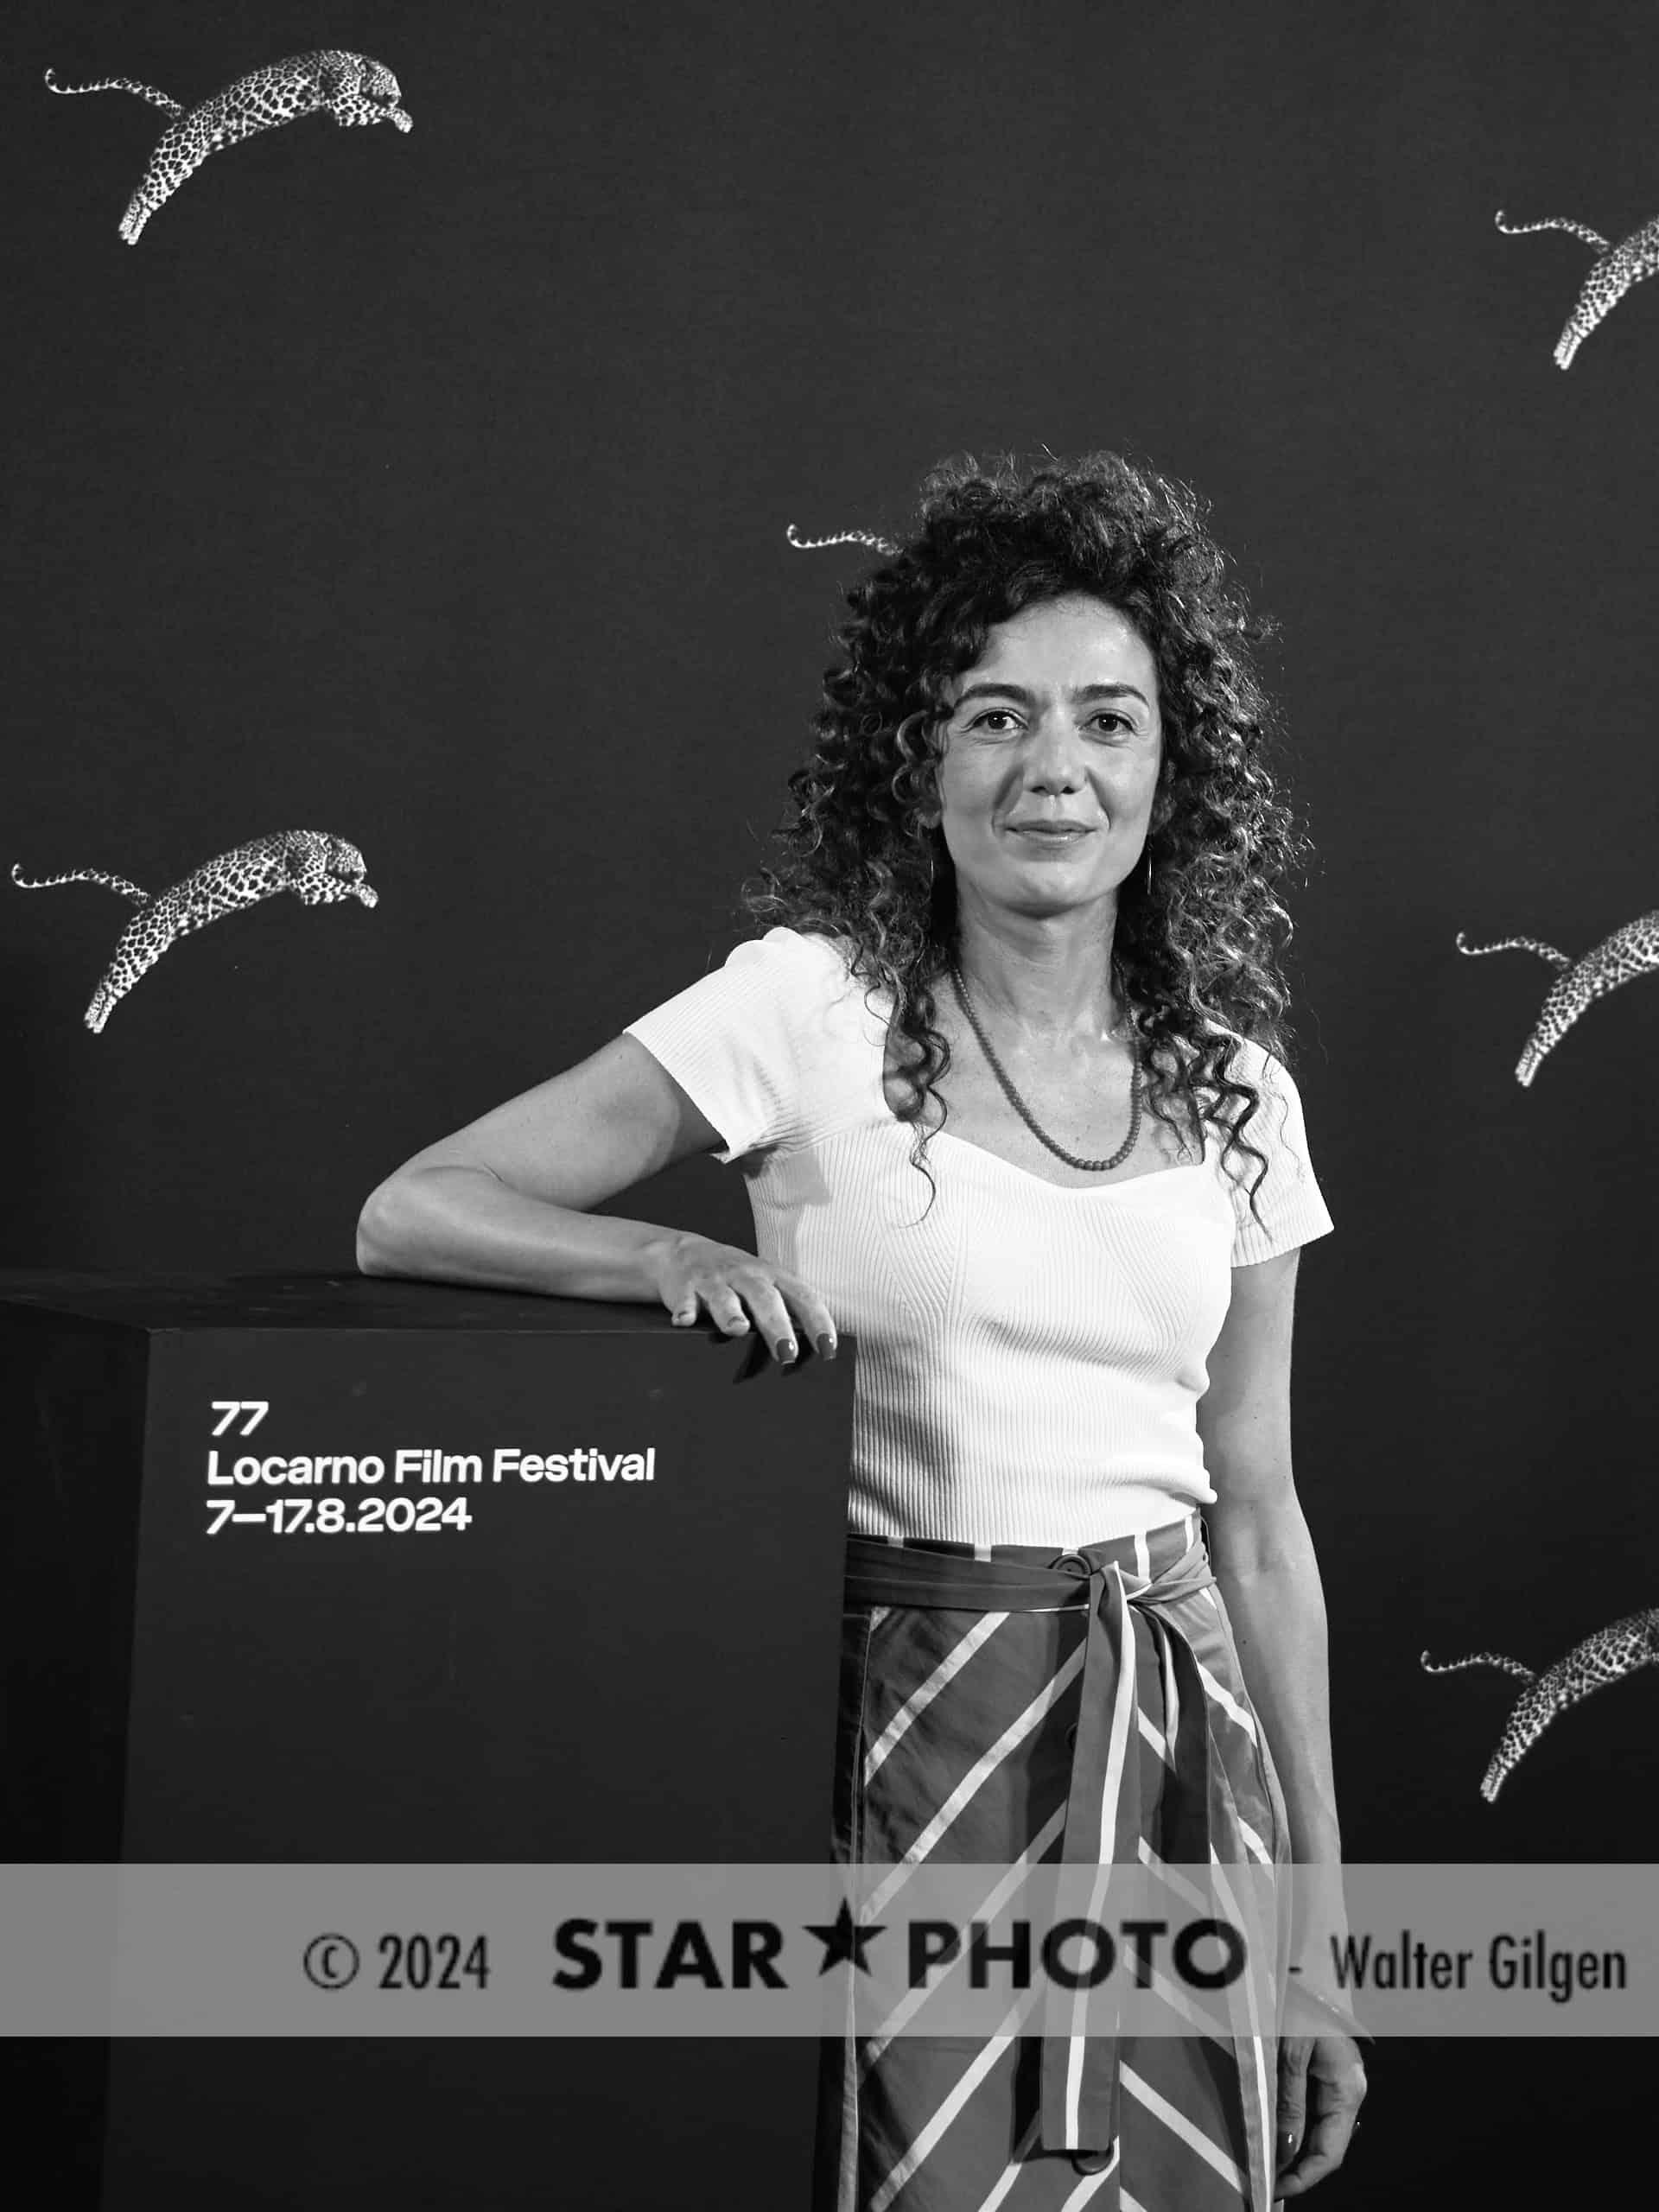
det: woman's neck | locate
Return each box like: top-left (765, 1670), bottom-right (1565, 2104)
top-left (950, 909), bottom-right (1122, 1049)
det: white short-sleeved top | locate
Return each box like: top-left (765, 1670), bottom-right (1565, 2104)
top-left (623, 926), bottom-right (1332, 1547)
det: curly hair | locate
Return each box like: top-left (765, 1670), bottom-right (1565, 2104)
top-left (736, 450), bottom-right (1309, 1223)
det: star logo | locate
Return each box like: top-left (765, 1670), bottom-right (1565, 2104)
top-left (803, 1898), bottom-right (887, 1974)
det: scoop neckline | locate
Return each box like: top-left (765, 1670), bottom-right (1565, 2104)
top-left (868, 1036), bottom-right (1210, 1197)
top-left (929, 1128), bottom-right (1211, 1194)
top-left (827, 933), bottom-right (1213, 1197)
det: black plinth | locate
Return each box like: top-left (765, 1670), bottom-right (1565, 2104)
top-left (1, 1271), bottom-right (856, 2212)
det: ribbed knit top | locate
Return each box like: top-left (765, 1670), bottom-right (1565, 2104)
top-left (623, 926), bottom-right (1332, 1547)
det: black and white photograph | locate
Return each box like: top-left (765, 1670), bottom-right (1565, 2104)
top-left (4, 3), bottom-right (1656, 2206)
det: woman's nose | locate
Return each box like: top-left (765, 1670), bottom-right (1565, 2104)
top-left (1022, 726), bottom-right (1090, 785)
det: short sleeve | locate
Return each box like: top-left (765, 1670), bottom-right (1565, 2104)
top-left (1217, 1039), bottom-right (1334, 1267)
top-left (620, 926), bottom-right (844, 1165)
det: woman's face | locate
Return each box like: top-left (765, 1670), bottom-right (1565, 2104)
top-left (930, 593), bottom-right (1163, 925)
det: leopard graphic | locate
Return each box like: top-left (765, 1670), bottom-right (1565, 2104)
top-left (785, 523), bottom-right (900, 555)
top-left (45, 52), bottom-right (411, 243)
top-left (12, 830), bottom-right (378, 1032)
top-left (1496, 206), bottom-right (1659, 368)
top-left (1456, 912), bottom-right (1659, 1084)
top-left (1422, 1611), bottom-right (1659, 1801)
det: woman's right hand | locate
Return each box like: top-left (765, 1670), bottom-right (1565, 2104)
top-left (646, 1231), bottom-right (837, 1367)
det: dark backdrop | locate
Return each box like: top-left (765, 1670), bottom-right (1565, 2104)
top-left (5, 1), bottom-right (1656, 2202)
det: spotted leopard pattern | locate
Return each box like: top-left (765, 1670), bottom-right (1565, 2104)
top-left (1495, 206), bottom-right (1659, 368)
top-left (785, 522), bottom-right (900, 555)
top-left (1422, 1611), bottom-right (1659, 1801)
top-left (45, 51), bottom-right (411, 243)
top-left (11, 830), bottom-right (378, 1032)
top-left (1456, 912), bottom-right (1659, 1084)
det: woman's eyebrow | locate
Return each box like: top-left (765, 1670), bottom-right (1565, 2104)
top-left (952, 681), bottom-right (1152, 708)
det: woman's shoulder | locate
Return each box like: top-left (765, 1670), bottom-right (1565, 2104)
top-left (1195, 1020), bottom-right (1293, 1090)
top-left (726, 924), bottom-right (860, 989)
top-left (1191, 1024), bottom-right (1325, 1207)
top-left (1192, 1026), bottom-right (1311, 1165)
top-left (739, 922), bottom-right (855, 963)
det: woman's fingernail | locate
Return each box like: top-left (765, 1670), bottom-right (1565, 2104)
top-left (817, 1334), bottom-right (836, 1360)
top-left (779, 1340), bottom-right (797, 1363)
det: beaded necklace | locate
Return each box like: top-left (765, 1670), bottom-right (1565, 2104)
top-left (948, 957), bottom-right (1141, 1172)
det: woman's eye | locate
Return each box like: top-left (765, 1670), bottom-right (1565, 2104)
top-left (966, 709), bottom-right (1131, 735)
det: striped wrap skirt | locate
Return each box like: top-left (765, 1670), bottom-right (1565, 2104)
top-left (814, 1510), bottom-right (1291, 2212)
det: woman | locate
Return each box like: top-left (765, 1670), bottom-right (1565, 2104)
top-left (357, 452), bottom-right (1365, 2209)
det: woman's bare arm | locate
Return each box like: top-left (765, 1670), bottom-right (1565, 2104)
top-left (356, 1033), bottom-right (726, 1300)
top-left (1198, 1247), bottom-right (1339, 1859)
top-left (1198, 1247), bottom-right (1364, 2198)
top-left (355, 1034), bottom-right (838, 1359)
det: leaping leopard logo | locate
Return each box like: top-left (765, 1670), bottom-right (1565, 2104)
top-left (12, 830), bottom-right (378, 1031)
top-left (785, 523), bottom-right (900, 556)
top-left (1456, 912), bottom-right (1659, 1084)
top-left (1496, 205), bottom-right (1659, 368)
top-left (45, 52), bottom-right (411, 243)
top-left (1422, 1611), bottom-right (1659, 1800)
